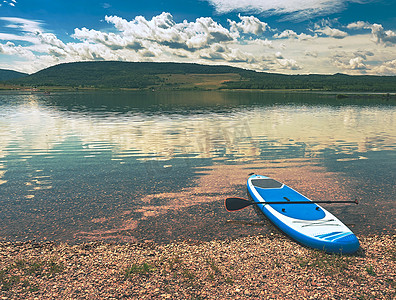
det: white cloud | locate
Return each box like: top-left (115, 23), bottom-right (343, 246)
top-left (277, 58), bottom-right (301, 70)
top-left (331, 51), bottom-right (368, 72)
top-left (315, 26), bottom-right (347, 39)
top-left (0, 41), bottom-right (36, 60)
top-left (0, 32), bottom-right (37, 43)
top-left (1, 0), bottom-right (17, 7)
top-left (273, 29), bottom-right (316, 40)
top-left (347, 21), bottom-right (370, 30)
top-left (228, 14), bottom-right (269, 36)
top-left (248, 38), bottom-right (274, 48)
top-left (304, 50), bottom-right (318, 57)
top-left (205, 0), bottom-right (368, 20)
top-left (347, 21), bottom-right (396, 46)
top-left (1, 13), bottom-right (396, 76)
top-left (349, 57), bottom-right (367, 69)
top-left (0, 17), bottom-right (43, 33)
top-left (72, 27), bottom-right (143, 50)
top-left (1, 13), bottom-right (275, 72)
top-left (103, 13), bottom-right (234, 51)
top-left (275, 51), bottom-right (283, 59)
top-left (369, 24), bottom-right (396, 46)
top-left (372, 59), bottom-right (396, 75)
top-left (36, 32), bottom-right (67, 49)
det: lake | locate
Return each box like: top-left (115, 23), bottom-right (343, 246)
top-left (0, 90), bottom-right (395, 243)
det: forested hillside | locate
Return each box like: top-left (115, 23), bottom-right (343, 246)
top-left (225, 72), bottom-right (396, 92)
top-left (11, 61), bottom-right (249, 89)
top-left (0, 69), bottom-right (28, 81)
top-left (7, 61), bottom-right (396, 92)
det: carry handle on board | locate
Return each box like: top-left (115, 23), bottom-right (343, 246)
top-left (225, 197), bottom-right (358, 212)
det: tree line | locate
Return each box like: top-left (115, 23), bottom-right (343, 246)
top-left (5, 61), bottom-right (396, 92)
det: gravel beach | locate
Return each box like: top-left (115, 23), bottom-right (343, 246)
top-left (1, 233), bottom-right (394, 299)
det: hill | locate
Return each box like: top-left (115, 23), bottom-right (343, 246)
top-left (11, 61), bottom-right (249, 89)
top-left (0, 69), bottom-right (28, 81)
top-left (225, 72), bottom-right (396, 92)
top-left (9, 61), bottom-right (396, 92)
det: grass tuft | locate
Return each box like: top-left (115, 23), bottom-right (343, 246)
top-left (0, 257), bottom-right (64, 292)
top-left (365, 265), bottom-right (376, 276)
top-left (297, 250), bottom-right (352, 276)
top-left (124, 263), bottom-right (154, 278)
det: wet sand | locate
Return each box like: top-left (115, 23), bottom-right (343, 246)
top-left (1, 234), bottom-right (395, 299)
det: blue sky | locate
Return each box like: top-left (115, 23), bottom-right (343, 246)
top-left (1, 0), bottom-right (395, 75)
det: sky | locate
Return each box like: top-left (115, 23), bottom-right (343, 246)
top-left (0, 0), bottom-right (395, 75)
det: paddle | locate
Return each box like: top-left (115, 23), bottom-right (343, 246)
top-left (225, 197), bottom-right (358, 211)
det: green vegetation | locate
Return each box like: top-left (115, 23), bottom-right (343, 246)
top-left (8, 61), bottom-right (245, 90)
top-left (0, 69), bottom-right (28, 81)
top-left (297, 250), bottom-right (352, 276)
top-left (365, 265), bottom-right (376, 276)
top-left (0, 258), bottom-right (64, 292)
top-left (2, 61), bottom-right (396, 92)
top-left (387, 238), bottom-right (396, 261)
top-left (206, 258), bottom-right (221, 275)
top-left (124, 262), bottom-right (155, 278)
top-left (224, 72), bottom-right (396, 92)
top-left (122, 254), bottom-right (233, 287)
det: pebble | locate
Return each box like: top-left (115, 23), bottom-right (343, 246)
top-left (0, 235), bottom-right (395, 299)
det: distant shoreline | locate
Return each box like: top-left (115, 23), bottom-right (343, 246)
top-left (1, 85), bottom-right (396, 97)
top-left (3, 62), bottom-right (396, 93)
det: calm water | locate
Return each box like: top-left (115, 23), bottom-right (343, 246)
top-left (0, 91), bottom-right (395, 243)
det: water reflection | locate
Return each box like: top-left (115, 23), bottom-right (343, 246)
top-left (0, 91), bottom-right (395, 242)
top-left (1, 92), bottom-right (394, 163)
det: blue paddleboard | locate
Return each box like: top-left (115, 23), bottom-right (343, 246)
top-left (247, 174), bottom-right (359, 254)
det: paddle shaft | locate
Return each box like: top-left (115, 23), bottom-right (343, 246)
top-left (248, 199), bottom-right (358, 205)
top-left (225, 197), bottom-right (358, 212)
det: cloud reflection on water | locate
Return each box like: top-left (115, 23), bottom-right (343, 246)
top-left (0, 91), bottom-right (395, 242)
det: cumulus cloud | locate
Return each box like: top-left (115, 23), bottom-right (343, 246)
top-left (331, 51), bottom-right (368, 72)
top-left (1, 13), bottom-right (287, 73)
top-left (102, 13), bottom-right (234, 51)
top-left (0, 41), bottom-right (36, 60)
top-left (347, 21), bottom-right (370, 30)
top-left (347, 21), bottom-right (396, 46)
top-left (277, 58), bottom-right (301, 70)
top-left (73, 27), bottom-right (143, 51)
top-left (369, 24), bottom-right (396, 45)
top-left (372, 59), bottom-right (396, 75)
top-left (249, 38), bottom-right (274, 48)
top-left (228, 14), bottom-right (269, 36)
top-left (275, 52), bottom-right (283, 59)
top-left (36, 32), bottom-right (67, 49)
top-left (315, 26), bottom-right (347, 38)
top-left (274, 29), bottom-right (298, 39)
top-left (348, 57), bottom-right (367, 69)
top-left (205, 0), bottom-right (367, 20)
top-left (312, 19), bottom-right (347, 38)
top-left (273, 29), bottom-right (316, 40)
top-left (3, 12), bottom-right (395, 75)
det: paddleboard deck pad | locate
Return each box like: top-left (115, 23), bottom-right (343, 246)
top-left (247, 174), bottom-right (359, 254)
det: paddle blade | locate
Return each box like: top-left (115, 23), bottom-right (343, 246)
top-left (225, 197), bottom-right (253, 211)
